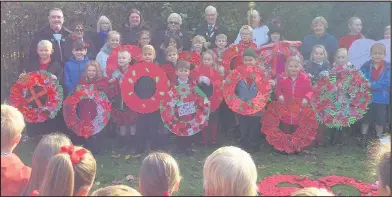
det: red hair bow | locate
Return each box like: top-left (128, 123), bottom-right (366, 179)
top-left (30, 190), bottom-right (39, 196)
top-left (59, 145), bottom-right (88, 164)
top-left (271, 18), bottom-right (281, 27)
top-left (163, 191), bottom-right (170, 196)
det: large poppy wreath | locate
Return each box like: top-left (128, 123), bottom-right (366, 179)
top-left (310, 65), bottom-right (371, 129)
top-left (121, 62), bottom-right (169, 114)
top-left (259, 41), bottom-right (303, 77)
top-left (190, 66), bottom-right (223, 112)
top-left (221, 45), bottom-right (243, 72)
top-left (261, 100), bottom-right (318, 154)
top-left (178, 51), bottom-right (201, 70)
top-left (9, 71), bottom-right (63, 123)
top-left (160, 84), bottom-right (211, 136)
top-left (223, 65), bottom-right (271, 115)
top-left (107, 80), bottom-right (138, 125)
top-left (258, 174), bottom-right (377, 196)
top-left (106, 45), bottom-right (143, 78)
top-left (63, 84), bottom-right (112, 138)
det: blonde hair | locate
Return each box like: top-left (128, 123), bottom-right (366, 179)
top-left (97, 15), bottom-right (112, 32)
top-left (139, 152), bottom-right (181, 196)
top-left (312, 16), bottom-right (328, 29)
top-left (84, 60), bottom-right (103, 80)
top-left (240, 25), bottom-right (253, 34)
top-left (348, 16), bottom-right (361, 26)
top-left (192, 35), bottom-right (207, 50)
top-left (286, 56), bottom-right (304, 68)
top-left (203, 146), bottom-right (257, 196)
top-left (165, 46), bottom-right (178, 55)
top-left (23, 133), bottom-right (72, 196)
top-left (291, 187), bottom-right (334, 196)
top-left (202, 50), bottom-right (224, 76)
top-left (215, 34), bottom-right (227, 41)
top-left (39, 146), bottom-right (96, 196)
top-left (385, 25), bottom-right (391, 32)
top-left (37, 40), bottom-right (53, 50)
top-left (1, 104), bottom-right (25, 150)
top-left (370, 43), bottom-right (386, 54)
top-left (107, 31), bottom-right (121, 44)
top-left (335, 48), bottom-right (348, 57)
top-left (91, 185), bottom-right (141, 196)
top-left (310, 45), bottom-right (328, 62)
top-left (142, 45), bottom-right (156, 55)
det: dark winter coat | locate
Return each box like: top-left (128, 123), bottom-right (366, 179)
top-left (195, 21), bottom-right (229, 48)
top-left (25, 59), bottom-right (64, 85)
top-left (152, 28), bottom-right (191, 51)
top-left (303, 60), bottom-right (331, 83)
top-left (120, 23), bottom-right (150, 45)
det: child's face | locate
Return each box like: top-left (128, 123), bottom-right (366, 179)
top-left (349, 19), bottom-right (362, 34)
top-left (109, 35), bottom-right (120, 49)
top-left (168, 39), bottom-right (177, 48)
top-left (202, 53), bottom-right (214, 66)
top-left (384, 28), bottom-right (391, 39)
top-left (193, 40), bottom-right (203, 51)
top-left (86, 65), bottom-right (97, 79)
top-left (243, 56), bottom-right (256, 66)
top-left (100, 22), bottom-right (110, 32)
top-left (335, 52), bottom-right (347, 65)
top-left (73, 24), bottom-right (84, 39)
top-left (117, 52), bottom-right (131, 68)
top-left (313, 48), bottom-right (325, 62)
top-left (176, 68), bottom-right (190, 80)
top-left (72, 48), bottom-right (87, 61)
top-left (215, 38), bottom-right (227, 49)
top-left (142, 50), bottom-right (155, 63)
top-left (371, 47), bottom-right (386, 63)
top-left (286, 61), bottom-right (302, 76)
top-left (271, 32), bottom-right (281, 42)
top-left (312, 22), bottom-right (325, 36)
top-left (139, 34), bottom-right (151, 47)
top-left (37, 45), bottom-right (54, 60)
top-left (240, 29), bottom-right (253, 42)
top-left (166, 51), bottom-right (178, 63)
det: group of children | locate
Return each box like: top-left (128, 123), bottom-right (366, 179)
top-left (1, 104), bottom-right (391, 196)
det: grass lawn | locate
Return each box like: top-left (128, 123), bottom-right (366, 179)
top-left (15, 131), bottom-right (377, 196)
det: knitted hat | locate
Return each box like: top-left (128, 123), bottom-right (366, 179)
top-left (243, 48), bottom-right (257, 58)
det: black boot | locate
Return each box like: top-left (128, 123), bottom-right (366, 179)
top-left (329, 130), bottom-right (336, 145)
top-left (358, 134), bottom-right (367, 147)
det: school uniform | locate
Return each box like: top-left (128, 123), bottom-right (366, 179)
top-left (1, 153), bottom-right (31, 196)
top-left (303, 60), bottom-right (330, 84)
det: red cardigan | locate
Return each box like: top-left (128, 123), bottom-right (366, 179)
top-left (77, 77), bottom-right (110, 121)
top-left (275, 72), bottom-right (313, 125)
top-left (1, 154), bottom-right (31, 196)
top-left (338, 34), bottom-right (362, 49)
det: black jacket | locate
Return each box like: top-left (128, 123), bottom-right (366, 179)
top-left (303, 60), bottom-right (331, 83)
top-left (25, 59), bottom-right (64, 85)
top-left (152, 28), bottom-right (191, 51)
top-left (29, 26), bottom-right (71, 64)
top-left (120, 23), bottom-right (150, 45)
top-left (195, 21), bottom-right (229, 48)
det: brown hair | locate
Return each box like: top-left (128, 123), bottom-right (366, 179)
top-left (378, 151), bottom-right (391, 190)
top-left (175, 60), bottom-right (191, 71)
top-left (370, 43), bottom-right (386, 54)
top-left (72, 39), bottom-right (87, 50)
top-left (91, 185), bottom-right (141, 196)
top-left (139, 152), bottom-right (181, 196)
top-left (139, 30), bottom-right (151, 39)
top-left (165, 46), bottom-right (178, 55)
top-left (85, 60), bottom-right (103, 80)
top-left (23, 133), bottom-right (72, 196)
top-left (39, 146), bottom-right (96, 196)
top-left (310, 45), bottom-right (328, 63)
top-left (216, 34), bottom-right (227, 41)
top-left (1, 104), bottom-right (25, 150)
top-left (202, 50), bottom-right (224, 76)
top-left (128, 8), bottom-right (149, 29)
top-left (348, 16), bottom-right (361, 26)
top-left (291, 187), bottom-right (334, 196)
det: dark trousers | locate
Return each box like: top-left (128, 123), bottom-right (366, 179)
top-left (238, 115), bottom-right (261, 150)
top-left (218, 101), bottom-right (236, 133)
top-left (176, 135), bottom-right (193, 150)
top-left (201, 111), bottom-right (219, 144)
top-left (136, 111), bottom-right (162, 152)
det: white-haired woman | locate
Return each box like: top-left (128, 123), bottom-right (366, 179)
top-left (152, 13), bottom-right (190, 51)
top-left (234, 9), bottom-right (269, 48)
top-left (300, 16), bottom-right (338, 62)
top-left (96, 15), bottom-right (113, 49)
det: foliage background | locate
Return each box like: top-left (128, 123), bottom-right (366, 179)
top-left (1, 1), bottom-right (390, 102)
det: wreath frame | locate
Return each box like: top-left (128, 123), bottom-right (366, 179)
top-left (310, 65), bottom-right (371, 129)
top-left (63, 84), bottom-right (112, 138)
top-left (106, 45), bottom-right (143, 78)
top-left (190, 66), bottom-right (223, 112)
top-left (120, 62), bottom-right (169, 114)
top-left (160, 84), bottom-right (211, 136)
top-left (223, 65), bottom-right (271, 115)
top-left (9, 71), bottom-right (63, 123)
top-left (261, 100), bottom-right (318, 154)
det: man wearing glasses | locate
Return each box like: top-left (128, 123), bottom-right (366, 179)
top-left (28, 8), bottom-right (71, 64)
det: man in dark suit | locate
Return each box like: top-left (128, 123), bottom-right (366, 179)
top-left (195, 5), bottom-right (229, 48)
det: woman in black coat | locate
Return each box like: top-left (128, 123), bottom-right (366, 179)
top-left (120, 9), bottom-right (150, 45)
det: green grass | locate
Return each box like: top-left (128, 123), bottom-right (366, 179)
top-left (15, 133), bottom-right (376, 196)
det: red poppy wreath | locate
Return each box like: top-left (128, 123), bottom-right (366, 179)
top-left (261, 100), bottom-right (318, 154)
top-left (9, 71), bottom-right (63, 123)
top-left (106, 45), bottom-right (143, 77)
top-left (63, 84), bottom-right (112, 138)
top-left (160, 84), bottom-right (211, 136)
top-left (178, 51), bottom-right (201, 70)
top-left (120, 62), bottom-right (169, 114)
top-left (221, 45), bottom-right (243, 71)
top-left (258, 175), bottom-right (320, 196)
top-left (317, 175), bottom-right (377, 196)
top-left (107, 81), bottom-right (138, 125)
top-left (190, 66), bottom-right (223, 112)
top-left (223, 65), bottom-right (271, 115)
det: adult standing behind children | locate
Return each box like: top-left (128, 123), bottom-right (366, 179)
top-left (152, 13), bottom-right (191, 51)
top-left (29, 8), bottom-right (71, 64)
top-left (195, 6), bottom-right (229, 48)
top-left (120, 9), bottom-right (150, 45)
top-left (338, 17), bottom-right (365, 50)
top-left (300, 16), bottom-right (338, 63)
top-left (234, 9), bottom-right (269, 48)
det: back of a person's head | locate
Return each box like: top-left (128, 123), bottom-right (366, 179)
top-left (91, 185), bottom-right (141, 196)
top-left (373, 141), bottom-right (391, 196)
top-left (1, 104), bottom-right (25, 150)
top-left (203, 146), bottom-right (258, 196)
top-left (291, 187), bottom-right (334, 196)
top-left (23, 133), bottom-right (72, 196)
top-left (39, 145), bottom-right (96, 196)
top-left (139, 152), bottom-right (181, 196)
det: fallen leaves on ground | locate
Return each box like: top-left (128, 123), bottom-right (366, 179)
top-left (126, 174), bottom-right (134, 182)
top-left (95, 181), bottom-right (100, 186)
top-left (124, 155), bottom-right (131, 160)
top-left (257, 165), bottom-right (267, 169)
top-left (112, 180), bottom-right (121, 185)
top-left (111, 153), bottom-right (121, 158)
